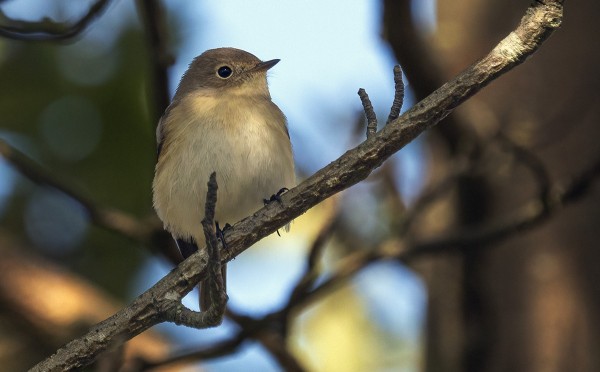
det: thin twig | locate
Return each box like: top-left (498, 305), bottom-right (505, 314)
top-left (0, 140), bottom-right (154, 244)
top-left (252, 331), bottom-right (306, 372)
top-left (387, 65), bottom-right (405, 124)
top-left (382, 0), bottom-right (479, 154)
top-left (404, 156), bottom-right (600, 258)
top-left (226, 309), bottom-right (306, 372)
top-left (397, 158), bottom-right (471, 236)
top-left (0, 140), bottom-right (182, 263)
top-left (358, 88), bottom-right (378, 139)
top-left (137, 333), bottom-right (246, 370)
top-left (162, 173), bottom-right (227, 328)
top-left (496, 132), bottom-right (552, 210)
top-left (201, 172), bottom-right (228, 319)
top-left (0, 0), bottom-right (111, 41)
top-left (286, 214), bottom-right (339, 309)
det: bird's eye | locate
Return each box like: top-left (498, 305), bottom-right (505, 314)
top-left (217, 66), bottom-right (233, 79)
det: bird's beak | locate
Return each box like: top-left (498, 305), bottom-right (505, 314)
top-left (251, 59), bottom-right (280, 73)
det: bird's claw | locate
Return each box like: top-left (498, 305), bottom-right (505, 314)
top-left (215, 222), bottom-right (232, 249)
top-left (263, 188), bottom-right (289, 237)
top-left (263, 187), bottom-right (289, 206)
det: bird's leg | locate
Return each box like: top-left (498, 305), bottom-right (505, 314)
top-left (215, 221), bottom-right (232, 249)
top-left (263, 188), bottom-right (289, 237)
top-left (263, 187), bottom-right (289, 205)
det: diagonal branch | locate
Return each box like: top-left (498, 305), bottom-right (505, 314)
top-left (0, 0), bottom-right (112, 41)
top-left (219, 0), bottom-right (564, 263)
top-left (28, 1), bottom-right (564, 370)
top-left (136, 332), bottom-right (246, 369)
top-left (291, 151), bottom-right (600, 312)
top-left (0, 140), bottom-right (183, 263)
top-left (0, 140), bottom-right (153, 243)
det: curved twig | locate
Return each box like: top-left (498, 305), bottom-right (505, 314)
top-left (0, 0), bottom-right (111, 41)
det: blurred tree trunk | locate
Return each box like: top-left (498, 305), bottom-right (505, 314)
top-left (383, 1), bottom-right (600, 371)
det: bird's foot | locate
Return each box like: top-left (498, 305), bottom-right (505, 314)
top-left (215, 222), bottom-right (232, 249)
top-left (263, 188), bottom-right (289, 237)
top-left (263, 187), bottom-right (289, 206)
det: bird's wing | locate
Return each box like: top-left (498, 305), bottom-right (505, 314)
top-left (156, 101), bottom-right (180, 158)
top-left (156, 113), bottom-right (167, 158)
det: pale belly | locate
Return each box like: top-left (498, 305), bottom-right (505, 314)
top-left (153, 115), bottom-right (294, 241)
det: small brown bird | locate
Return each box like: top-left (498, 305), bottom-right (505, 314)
top-left (152, 48), bottom-right (295, 309)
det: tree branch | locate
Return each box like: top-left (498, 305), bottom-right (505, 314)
top-left (161, 173), bottom-right (228, 328)
top-left (136, 333), bottom-right (246, 370)
top-left (27, 247), bottom-right (209, 372)
top-left (0, 0), bottom-right (111, 41)
top-left (0, 139), bottom-right (182, 263)
top-left (358, 88), bottom-right (378, 139)
top-left (386, 65), bottom-right (405, 124)
top-left (293, 151), bottom-right (600, 311)
top-left (0, 140), bottom-right (152, 242)
top-left (219, 0), bottom-right (564, 263)
top-left (28, 1), bottom-right (564, 370)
